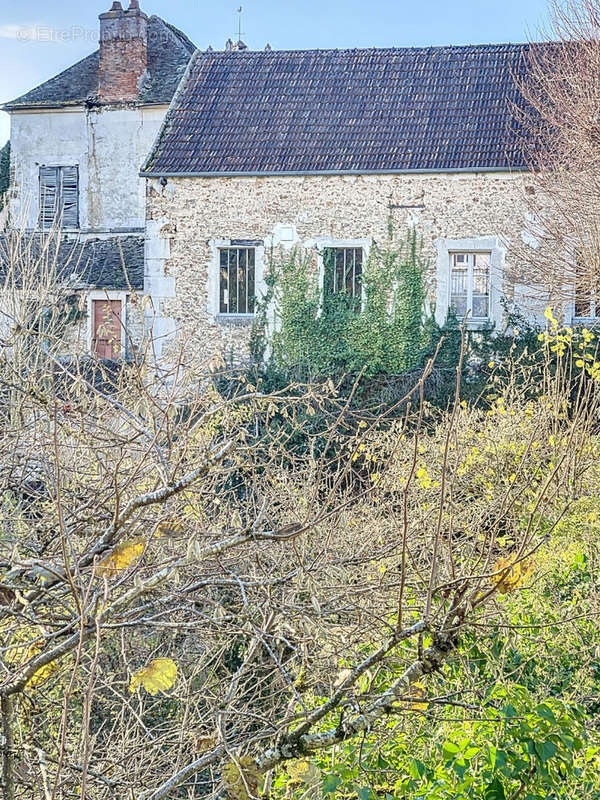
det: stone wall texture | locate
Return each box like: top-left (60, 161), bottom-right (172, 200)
top-left (145, 171), bottom-right (534, 365)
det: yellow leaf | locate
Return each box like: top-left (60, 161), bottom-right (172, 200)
top-left (491, 556), bottom-right (534, 594)
top-left (98, 540), bottom-right (145, 576)
top-left (129, 658), bottom-right (178, 696)
top-left (288, 760), bottom-right (321, 786)
top-left (223, 756), bottom-right (260, 800)
top-left (25, 642), bottom-right (58, 688)
top-left (407, 681), bottom-right (429, 711)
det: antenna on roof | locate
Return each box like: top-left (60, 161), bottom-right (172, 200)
top-left (231, 6), bottom-right (248, 50)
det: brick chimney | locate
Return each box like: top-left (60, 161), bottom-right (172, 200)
top-left (98, 1), bottom-right (148, 103)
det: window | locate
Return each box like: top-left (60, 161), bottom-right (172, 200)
top-left (39, 166), bottom-right (79, 229)
top-left (450, 252), bottom-right (490, 320)
top-left (219, 247), bottom-right (256, 315)
top-left (323, 247), bottom-right (363, 309)
top-left (92, 299), bottom-right (122, 359)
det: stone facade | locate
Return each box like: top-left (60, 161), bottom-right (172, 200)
top-left (145, 170), bottom-right (541, 364)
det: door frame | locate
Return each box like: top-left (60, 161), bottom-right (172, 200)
top-left (87, 290), bottom-right (128, 358)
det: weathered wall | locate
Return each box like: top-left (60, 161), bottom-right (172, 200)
top-left (145, 171), bottom-right (535, 364)
top-left (10, 105), bottom-right (167, 231)
top-left (59, 293), bottom-right (144, 361)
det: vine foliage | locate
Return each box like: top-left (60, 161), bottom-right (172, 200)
top-left (251, 230), bottom-right (433, 380)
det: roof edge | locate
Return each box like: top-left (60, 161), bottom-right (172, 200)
top-left (140, 166), bottom-right (529, 178)
top-left (141, 47), bottom-right (202, 174)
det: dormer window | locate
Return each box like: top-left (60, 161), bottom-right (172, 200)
top-left (39, 166), bottom-right (79, 230)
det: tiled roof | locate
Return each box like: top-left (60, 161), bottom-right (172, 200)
top-left (142, 44), bottom-right (532, 176)
top-left (0, 235), bottom-right (144, 291)
top-left (1, 16), bottom-right (196, 110)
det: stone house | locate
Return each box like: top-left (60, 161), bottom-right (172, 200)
top-left (0, 1), bottom-right (195, 359)
top-left (140, 44), bottom-right (561, 364)
top-left (1, 4), bottom-right (589, 368)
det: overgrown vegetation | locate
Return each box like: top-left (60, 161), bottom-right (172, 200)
top-left (251, 230), bottom-right (433, 383)
top-left (2, 230), bottom-right (600, 798)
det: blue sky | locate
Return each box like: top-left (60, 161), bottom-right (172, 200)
top-left (0, 0), bottom-right (550, 146)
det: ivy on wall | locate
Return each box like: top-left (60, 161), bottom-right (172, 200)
top-left (251, 229), bottom-right (434, 380)
top-left (0, 141), bottom-right (10, 209)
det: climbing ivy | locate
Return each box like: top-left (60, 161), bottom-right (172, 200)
top-left (251, 230), bottom-right (433, 380)
top-left (0, 141), bottom-right (10, 208)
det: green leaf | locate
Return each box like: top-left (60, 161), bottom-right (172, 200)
top-left (534, 740), bottom-right (557, 763)
top-left (409, 759), bottom-right (426, 780)
top-left (535, 704), bottom-right (556, 723)
top-left (322, 774), bottom-right (342, 795)
top-left (484, 778), bottom-right (506, 800)
top-left (357, 788), bottom-right (372, 800)
top-left (442, 741), bottom-right (461, 759)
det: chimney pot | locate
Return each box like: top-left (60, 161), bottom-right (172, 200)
top-left (128, 0), bottom-right (140, 9)
top-left (110, 1), bottom-right (123, 9)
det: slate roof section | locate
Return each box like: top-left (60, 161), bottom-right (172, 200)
top-left (1, 16), bottom-right (196, 110)
top-left (0, 235), bottom-right (144, 291)
top-left (142, 43), bottom-right (532, 176)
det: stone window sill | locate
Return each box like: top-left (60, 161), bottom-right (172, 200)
top-left (216, 314), bottom-right (255, 327)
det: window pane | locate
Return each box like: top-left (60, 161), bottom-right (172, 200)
top-left (450, 253), bottom-right (468, 316)
top-left (219, 249), bottom-right (229, 313)
top-left (247, 248), bottom-right (256, 314)
top-left (323, 249), bottom-right (336, 297)
top-left (472, 295), bottom-right (489, 318)
top-left (323, 247), bottom-right (363, 308)
top-left (472, 253), bottom-right (490, 319)
top-left (218, 248), bottom-right (256, 314)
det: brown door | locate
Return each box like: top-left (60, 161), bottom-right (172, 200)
top-left (92, 299), bottom-right (122, 359)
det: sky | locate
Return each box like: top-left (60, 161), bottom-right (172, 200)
top-left (0, 0), bottom-right (551, 146)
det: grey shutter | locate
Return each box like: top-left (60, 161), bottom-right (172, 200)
top-left (39, 167), bottom-right (58, 228)
top-left (60, 166), bottom-right (79, 229)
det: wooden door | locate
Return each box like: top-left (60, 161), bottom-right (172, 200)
top-left (92, 299), bottom-right (122, 359)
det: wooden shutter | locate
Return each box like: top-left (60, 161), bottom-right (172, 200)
top-left (39, 167), bottom-right (59, 228)
top-left (60, 166), bottom-right (79, 229)
top-left (39, 166), bottom-right (79, 229)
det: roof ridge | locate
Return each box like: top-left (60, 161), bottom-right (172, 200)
top-left (194, 42), bottom-right (531, 57)
top-left (150, 16), bottom-right (197, 54)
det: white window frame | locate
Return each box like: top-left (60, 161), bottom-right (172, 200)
top-left (435, 236), bottom-right (506, 330)
top-left (87, 290), bottom-right (128, 359)
top-left (208, 239), bottom-right (265, 320)
top-left (309, 237), bottom-right (371, 312)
